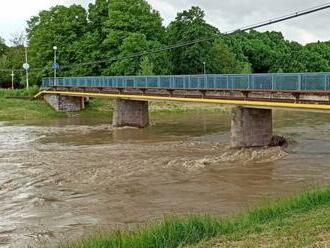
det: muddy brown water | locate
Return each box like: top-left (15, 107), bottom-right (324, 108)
top-left (0, 109), bottom-right (330, 247)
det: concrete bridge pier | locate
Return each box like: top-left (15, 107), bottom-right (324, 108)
top-left (44, 94), bottom-right (85, 112)
top-left (231, 107), bottom-right (273, 148)
top-left (112, 99), bottom-right (149, 128)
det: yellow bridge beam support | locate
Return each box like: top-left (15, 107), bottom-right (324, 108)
top-left (35, 90), bottom-right (330, 111)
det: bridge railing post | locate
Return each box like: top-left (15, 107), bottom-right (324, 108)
top-left (324, 74), bottom-right (327, 91)
top-left (157, 76), bottom-right (160, 88)
top-left (298, 74), bottom-right (302, 91)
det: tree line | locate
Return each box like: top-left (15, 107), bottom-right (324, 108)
top-left (0, 0), bottom-right (330, 87)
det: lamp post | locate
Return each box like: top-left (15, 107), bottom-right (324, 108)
top-left (203, 61), bottom-right (207, 88)
top-left (53, 46), bottom-right (58, 86)
top-left (23, 46), bottom-right (29, 89)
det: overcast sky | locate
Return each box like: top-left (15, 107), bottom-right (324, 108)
top-left (1, 0), bottom-right (330, 45)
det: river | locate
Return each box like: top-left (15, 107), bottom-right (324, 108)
top-left (0, 109), bottom-right (330, 247)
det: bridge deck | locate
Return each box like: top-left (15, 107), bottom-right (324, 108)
top-left (42, 73), bottom-right (330, 91)
top-left (39, 73), bottom-right (330, 111)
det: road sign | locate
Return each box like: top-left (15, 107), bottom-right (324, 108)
top-left (23, 63), bottom-right (30, 70)
top-left (52, 63), bottom-right (60, 70)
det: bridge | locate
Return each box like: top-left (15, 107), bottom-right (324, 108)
top-left (37, 72), bottom-right (330, 148)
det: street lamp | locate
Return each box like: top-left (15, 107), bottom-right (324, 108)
top-left (22, 46), bottom-right (30, 89)
top-left (203, 61), bottom-right (206, 75)
top-left (53, 46), bottom-right (58, 86)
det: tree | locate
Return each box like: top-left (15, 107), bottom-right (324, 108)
top-left (297, 48), bottom-right (330, 72)
top-left (0, 37), bottom-right (25, 87)
top-left (88, 0), bottom-right (110, 35)
top-left (271, 41), bottom-right (306, 72)
top-left (101, 0), bottom-right (165, 75)
top-left (230, 31), bottom-right (289, 73)
top-left (9, 33), bottom-right (26, 47)
top-left (27, 5), bottom-right (88, 82)
top-left (305, 41), bottom-right (330, 70)
top-left (166, 6), bottom-right (219, 74)
top-left (139, 56), bottom-right (154, 75)
top-left (0, 37), bottom-right (7, 56)
top-left (206, 40), bottom-right (251, 74)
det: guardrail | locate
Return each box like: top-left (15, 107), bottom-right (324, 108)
top-left (42, 73), bottom-right (330, 91)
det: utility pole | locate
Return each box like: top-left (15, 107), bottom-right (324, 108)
top-left (11, 69), bottom-right (14, 90)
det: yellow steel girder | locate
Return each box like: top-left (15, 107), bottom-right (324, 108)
top-left (35, 90), bottom-right (330, 111)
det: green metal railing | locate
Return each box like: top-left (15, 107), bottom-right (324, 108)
top-left (42, 73), bottom-right (330, 91)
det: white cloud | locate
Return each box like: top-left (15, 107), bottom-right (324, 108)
top-left (0, 0), bottom-right (329, 45)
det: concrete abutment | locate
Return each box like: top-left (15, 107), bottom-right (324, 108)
top-left (231, 107), bottom-right (273, 148)
top-left (44, 94), bottom-right (85, 112)
top-left (112, 99), bottom-right (149, 128)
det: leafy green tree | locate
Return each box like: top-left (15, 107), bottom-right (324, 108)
top-left (0, 37), bottom-right (7, 56)
top-left (271, 41), bottom-right (306, 72)
top-left (74, 0), bottom-right (111, 75)
top-left (27, 5), bottom-right (88, 82)
top-left (101, 0), bottom-right (165, 75)
top-left (297, 48), bottom-right (330, 72)
top-left (166, 6), bottom-right (219, 74)
top-left (18, 1), bottom-right (330, 81)
top-left (88, 0), bottom-right (110, 34)
top-left (139, 56), bottom-right (154, 75)
top-left (105, 0), bottom-right (163, 41)
top-left (206, 39), bottom-right (251, 74)
top-left (0, 37), bottom-right (8, 86)
top-left (305, 41), bottom-right (330, 70)
top-left (0, 38), bottom-right (26, 87)
top-left (0, 56), bottom-right (10, 86)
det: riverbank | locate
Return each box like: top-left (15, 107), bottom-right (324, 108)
top-left (0, 88), bottom-right (229, 121)
top-left (59, 187), bottom-right (330, 248)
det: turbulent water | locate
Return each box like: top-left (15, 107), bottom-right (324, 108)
top-left (0, 110), bottom-right (330, 247)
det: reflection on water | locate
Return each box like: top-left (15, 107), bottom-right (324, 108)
top-left (0, 110), bottom-right (330, 247)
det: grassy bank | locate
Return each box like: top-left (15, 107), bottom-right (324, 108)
top-left (59, 187), bottom-right (330, 248)
top-left (0, 88), bottom-right (228, 121)
top-left (0, 87), bottom-right (39, 97)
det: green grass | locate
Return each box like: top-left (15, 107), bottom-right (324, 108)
top-left (0, 86), bottom-right (39, 97)
top-left (0, 97), bottom-right (65, 120)
top-left (189, 204), bottom-right (330, 248)
top-left (59, 187), bottom-right (330, 248)
top-left (0, 88), bottom-right (228, 122)
top-left (0, 87), bottom-right (61, 121)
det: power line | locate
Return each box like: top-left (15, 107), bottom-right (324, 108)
top-left (228, 2), bottom-right (330, 33)
top-left (1, 2), bottom-right (330, 72)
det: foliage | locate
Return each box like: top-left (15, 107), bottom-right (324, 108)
top-left (139, 56), bottom-right (154, 75)
top-left (26, 4), bottom-right (89, 82)
top-left (0, 37), bottom-right (26, 87)
top-left (166, 6), bottom-right (219, 74)
top-left (1, 1), bottom-right (330, 86)
top-left (100, 0), bottom-right (165, 75)
top-left (0, 37), bottom-right (7, 55)
top-left (206, 39), bottom-right (251, 74)
top-left (60, 187), bottom-right (330, 248)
